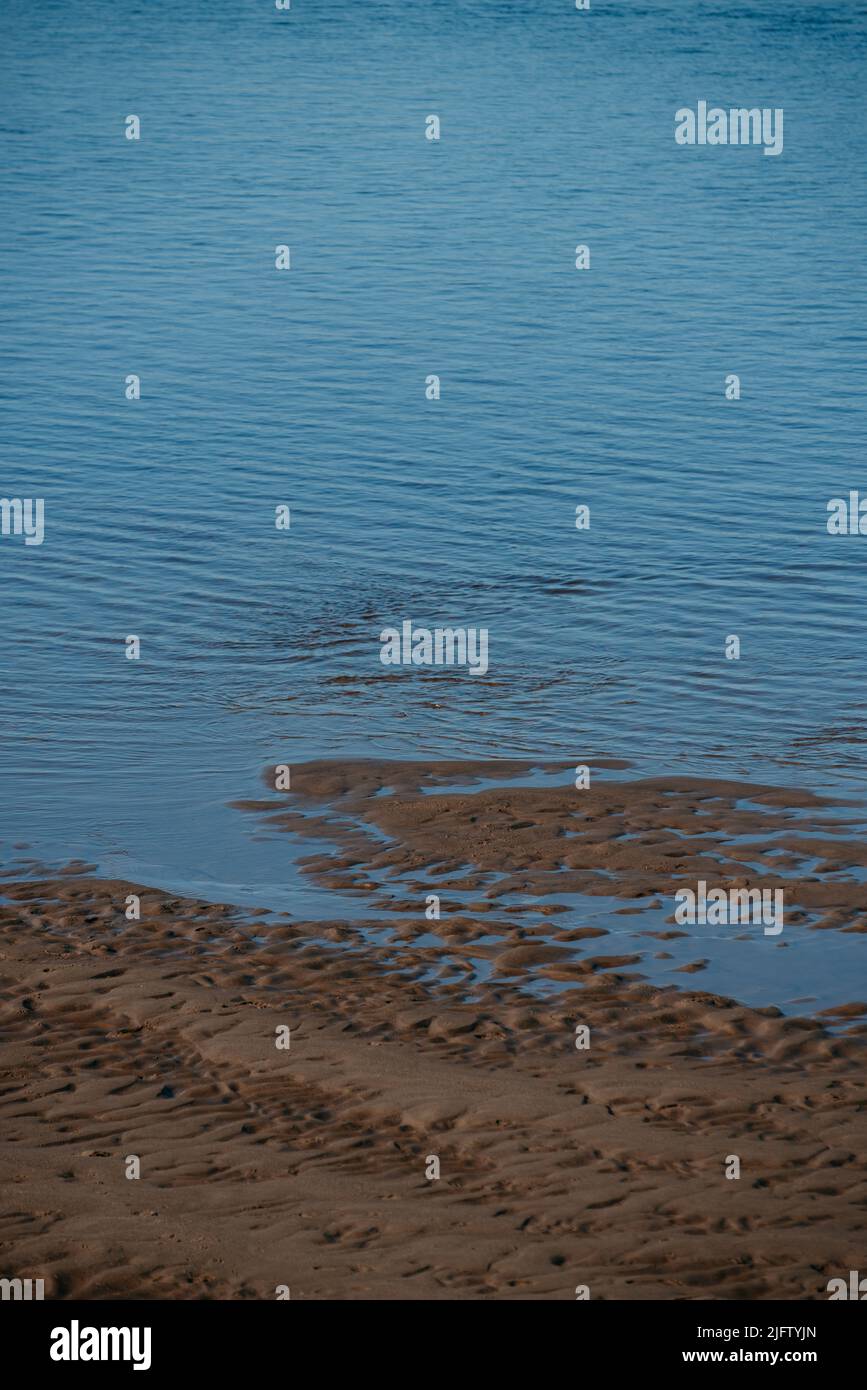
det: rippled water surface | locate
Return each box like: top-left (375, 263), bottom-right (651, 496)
top-left (2, 0), bottom-right (867, 883)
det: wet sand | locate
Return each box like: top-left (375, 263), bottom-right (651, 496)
top-left (236, 759), bottom-right (867, 933)
top-left (2, 762), bottom-right (866, 1299)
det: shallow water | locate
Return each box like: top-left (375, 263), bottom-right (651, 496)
top-left (2, 1), bottom-right (866, 980)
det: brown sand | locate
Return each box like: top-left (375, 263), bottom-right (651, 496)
top-left (2, 763), bottom-right (866, 1300)
top-left (236, 759), bottom-right (867, 931)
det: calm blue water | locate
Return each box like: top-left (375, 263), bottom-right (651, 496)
top-left (2, 0), bottom-right (867, 901)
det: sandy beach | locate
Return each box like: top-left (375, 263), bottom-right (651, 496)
top-left (3, 0), bottom-right (867, 1330)
top-left (2, 762), bottom-right (866, 1300)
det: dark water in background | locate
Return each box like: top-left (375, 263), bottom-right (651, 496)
top-left (2, 0), bottom-right (867, 906)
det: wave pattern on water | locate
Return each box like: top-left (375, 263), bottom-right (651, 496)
top-left (2, 0), bottom-right (867, 867)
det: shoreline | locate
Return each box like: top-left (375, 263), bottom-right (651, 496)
top-left (231, 759), bottom-right (867, 1019)
top-left (2, 762), bottom-right (867, 1299)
